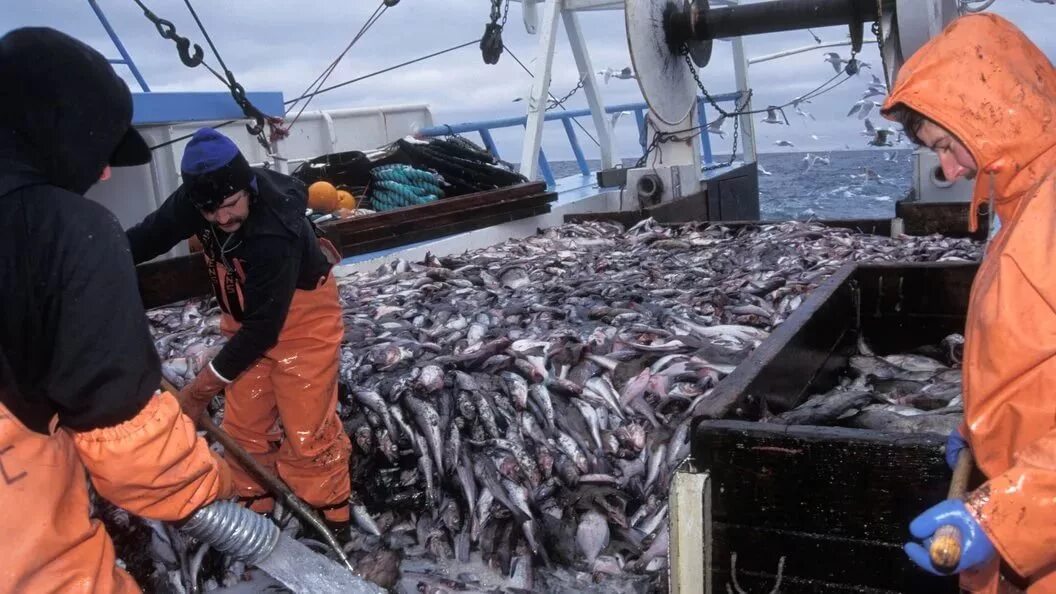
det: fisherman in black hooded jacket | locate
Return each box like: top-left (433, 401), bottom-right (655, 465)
top-left (126, 128), bottom-right (354, 529)
top-left (0, 27), bottom-right (232, 593)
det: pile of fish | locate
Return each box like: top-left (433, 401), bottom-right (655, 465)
top-left (122, 219), bottom-right (981, 593)
top-left (771, 333), bottom-right (965, 435)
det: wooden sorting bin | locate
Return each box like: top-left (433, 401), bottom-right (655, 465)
top-left (671, 262), bottom-right (978, 594)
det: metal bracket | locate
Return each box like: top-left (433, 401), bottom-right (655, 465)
top-left (848, 0), bottom-right (865, 54)
top-left (523, 0), bottom-right (540, 33)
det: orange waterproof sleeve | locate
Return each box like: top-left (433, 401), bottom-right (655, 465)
top-left (969, 430), bottom-right (1056, 580)
top-left (69, 391), bottom-right (234, 521)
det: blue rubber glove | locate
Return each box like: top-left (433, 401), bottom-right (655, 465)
top-left (945, 427), bottom-right (968, 470)
top-left (904, 499), bottom-right (996, 575)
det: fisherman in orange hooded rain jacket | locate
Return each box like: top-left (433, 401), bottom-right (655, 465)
top-left (881, 12), bottom-right (1056, 594)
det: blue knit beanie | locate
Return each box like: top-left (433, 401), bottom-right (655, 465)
top-left (181, 128), bottom-right (254, 211)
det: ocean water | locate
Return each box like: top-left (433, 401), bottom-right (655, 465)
top-left (546, 149), bottom-right (914, 221)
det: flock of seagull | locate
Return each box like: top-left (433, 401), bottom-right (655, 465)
top-left (532, 44), bottom-right (902, 159)
top-left (750, 60), bottom-right (906, 152)
top-left (588, 49), bottom-right (905, 177)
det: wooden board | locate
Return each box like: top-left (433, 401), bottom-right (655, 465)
top-left (136, 252), bottom-right (211, 310)
top-left (321, 181), bottom-right (547, 240)
top-left (896, 200), bottom-right (988, 240)
top-left (339, 203), bottom-right (553, 256)
top-left (329, 191), bottom-right (556, 254)
top-left (696, 263), bottom-right (858, 418)
top-left (565, 213), bottom-right (894, 238)
top-left (692, 421), bottom-right (959, 594)
top-left (135, 182), bottom-right (554, 308)
top-left (856, 262), bottom-right (978, 354)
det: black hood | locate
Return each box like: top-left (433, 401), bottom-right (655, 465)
top-left (245, 167), bottom-right (311, 239)
top-left (0, 27), bottom-right (150, 195)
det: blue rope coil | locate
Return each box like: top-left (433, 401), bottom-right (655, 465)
top-left (369, 164), bottom-right (444, 212)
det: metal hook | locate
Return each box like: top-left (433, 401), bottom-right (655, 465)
top-left (175, 37), bottom-right (205, 68)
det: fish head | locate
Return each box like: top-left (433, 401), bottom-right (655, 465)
top-left (417, 365), bottom-right (445, 393)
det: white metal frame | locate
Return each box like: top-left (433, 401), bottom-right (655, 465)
top-left (515, 0), bottom-right (757, 180)
top-left (518, 0), bottom-right (618, 180)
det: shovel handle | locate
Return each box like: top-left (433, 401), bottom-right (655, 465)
top-left (159, 379), bottom-right (357, 573)
top-left (929, 448), bottom-right (974, 572)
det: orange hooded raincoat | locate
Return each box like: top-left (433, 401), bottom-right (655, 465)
top-left (882, 13), bottom-right (1056, 593)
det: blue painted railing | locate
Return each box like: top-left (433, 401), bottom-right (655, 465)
top-left (419, 92), bottom-right (741, 187)
top-left (88, 0), bottom-right (151, 92)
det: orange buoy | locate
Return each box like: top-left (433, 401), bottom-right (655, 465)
top-left (337, 189), bottom-right (356, 211)
top-left (308, 181), bottom-right (339, 212)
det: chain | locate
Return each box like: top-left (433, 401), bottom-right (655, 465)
top-left (684, 50), bottom-right (733, 118)
top-left (702, 90), bottom-right (751, 171)
top-left (501, 0), bottom-right (511, 27)
top-left (632, 88), bottom-right (750, 171)
top-left (133, 0), bottom-right (204, 67)
top-left (489, 0), bottom-right (502, 24)
top-left (134, 0), bottom-right (285, 149)
top-left (546, 78), bottom-right (585, 111)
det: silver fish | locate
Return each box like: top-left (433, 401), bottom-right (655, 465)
top-left (444, 423), bottom-right (462, 475)
top-left (502, 478), bottom-right (534, 520)
top-left (472, 392), bottom-right (500, 439)
top-left (404, 395), bottom-right (444, 473)
top-left (585, 376), bottom-right (626, 419)
top-left (644, 443), bottom-right (666, 493)
top-left (500, 371), bottom-right (529, 410)
top-left (573, 400), bottom-right (603, 452)
top-left (353, 389), bottom-right (395, 437)
top-left (388, 405), bottom-right (417, 447)
top-left (554, 432), bottom-right (589, 473)
top-left (774, 387), bottom-right (873, 425)
top-left (352, 504), bottom-right (382, 537)
top-left (883, 353), bottom-right (948, 373)
top-left (473, 487), bottom-right (494, 541)
top-left (576, 509), bottom-right (610, 565)
top-left (456, 454), bottom-right (477, 523)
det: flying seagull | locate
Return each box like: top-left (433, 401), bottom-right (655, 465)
top-left (848, 99), bottom-right (882, 119)
top-left (761, 106), bottom-right (785, 124)
top-left (794, 103), bottom-right (815, 120)
top-left (824, 52), bottom-right (847, 73)
top-left (707, 115), bottom-right (727, 138)
top-left (869, 128), bottom-right (896, 147)
top-left (597, 66), bottom-right (636, 84)
top-left (803, 153), bottom-right (831, 172)
top-left (862, 85), bottom-right (887, 100)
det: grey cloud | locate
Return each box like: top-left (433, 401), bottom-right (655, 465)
top-left (6, 1), bottom-right (1054, 161)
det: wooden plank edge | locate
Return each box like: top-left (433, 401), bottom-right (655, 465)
top-left (693, 263), bottom-right (859, 420)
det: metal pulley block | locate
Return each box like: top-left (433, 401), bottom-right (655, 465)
top-left (480, 23), bottom-right (504, 65)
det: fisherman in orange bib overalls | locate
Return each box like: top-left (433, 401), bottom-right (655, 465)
top-left (127, 128), bottom-right (354, 532)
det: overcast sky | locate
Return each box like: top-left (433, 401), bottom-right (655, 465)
top-left (8, 1), bottom-right (1055, 161)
